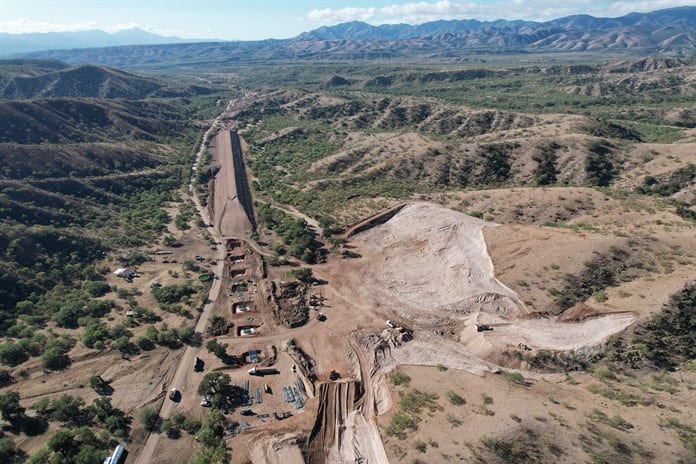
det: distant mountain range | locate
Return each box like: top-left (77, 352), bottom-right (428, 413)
top-left (293, 7), bottom-right (696, 53)
top-left (0, 59), bottom-right (215, 99)
top-left (0, 28), bottom-right (198, 56)
top-left (298, 7), bottom-right (696, 41)
top-left (8, 7), bottom-right (696, 67)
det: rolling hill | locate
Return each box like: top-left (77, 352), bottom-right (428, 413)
top-left (0, 60), bottom-right (218, 99)
top-left (0, 61), bottom-right (223, 318)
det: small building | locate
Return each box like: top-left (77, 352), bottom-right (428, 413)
top-left (113, 268), bottom-right (134, 279)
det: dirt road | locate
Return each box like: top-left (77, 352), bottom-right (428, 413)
top-left (135, 112), bottom-right (229, 464)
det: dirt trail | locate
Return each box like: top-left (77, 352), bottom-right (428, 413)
top-left (275, 204), bottom-right (322, 234)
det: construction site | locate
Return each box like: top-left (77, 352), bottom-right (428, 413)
top-left (129, 97), bottom-right (696, 464)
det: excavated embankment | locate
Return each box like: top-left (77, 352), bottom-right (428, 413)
top-left (305, 381), bottom-right (363, 464)
top-left (210, 128), bottom-right (256, 237)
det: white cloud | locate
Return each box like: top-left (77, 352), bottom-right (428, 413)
top-left (308, 6), bottom-right (379, 23)
top-left (601, 0), bottom-right (695, 17)
top-left (307, 1), bottom-right (480, 24)
top-left (0, 19), bottom-right (141, 34)
top-left (305, 0), bottom-right (695, 26)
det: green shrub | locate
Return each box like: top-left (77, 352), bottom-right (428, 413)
top-left (501, 370), bottom-right (527, 385)
top-left (138, 406), bottom-right (159, 431)
top-left (413, 439), bottom-right (427, 453)
top-left (83, 280), bottom-right (111, 297)
top-left (151, 283), bottom-right (195, 306)
top-left (445, 390), bottom-right (465, 405)
top-left (594, 365), bottom-right (616, 381)
top-left (389, 371), bottom-right (411, 387)
top-left (385, 412), bottom-right (418, 438)
top-left (400, 390), bottom-right (440, 415)
top-left (585, 141), bottom-right (617, 187)
top-left (630, 283), bottom-right (696, 370)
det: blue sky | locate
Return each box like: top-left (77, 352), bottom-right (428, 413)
top-left (2, 0), bottom-right (693, 40)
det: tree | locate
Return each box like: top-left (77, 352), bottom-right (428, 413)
top-left (0, 391), bottom-right (25, 425)
top-left (160, 419), bottom-right (181, 439)
top-left (89, 397), bottom-right (114, 423)
top-left (585, 142), bottom-right (616, 186)
top-left (50, 395), bottom-right (87, 424)
top-left (182, 416), bottom-right (201, 435)
top-left (42, 345), bottom-right (70, 370)
top-left (207, 316), bottom-right (230, 337)
top-left (25, 448), bottom-right (50, 464)
top-left (82, 320), bottom-right (110, 348)
top-left (138, 406), bottom-right (159, 431)
top-left (30, 398), bottom-right (51, 417)
top-left (112, 336), bottom-right (138, 355)
top-left (48, 429), bottom-right (78, 456)
top-left (134, 336), bottom-right (155, 351)
top-left (294, 268), bottom-right (314, 283)
top-left (73, 444), bottom-right (105, 464)
top-left (89, 396), bottom-right (130, 435)
top-left (0, 341), bottom-right (28, 366)
top-left (319, 216), bottom-right (341, 238)
top-left (179, 326), bottom-right (198, 345)
top-left (205, 340), bottom-right (228, 359)
top-left (532, 142), bottom-right (559, 186)
top-left (188, 443), bottom-right (226, 464)
top-left (197, 373), bottom-right (230, 397)
top-left (42, 337), bottom-right (73, 371)
top-left (88, 375), bottom-right (111, 395)
top-left (83, 281), bottom-right (110, 298)
top-left (0, 437), bottom-right (18, 463)
top-left (195, 409), bottom-right (226, 448)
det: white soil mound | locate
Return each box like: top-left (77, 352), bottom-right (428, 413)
top-left (351, 202), bottom-right (637, 356)
top-left (355, 202), bottom-right (525, 316)
top-left (485, 313), bottom-right (637, 352)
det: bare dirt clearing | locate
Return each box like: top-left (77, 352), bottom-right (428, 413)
top-left (378, 364), bottom-right (696, 464)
